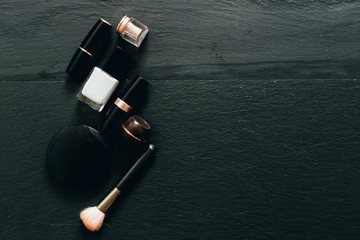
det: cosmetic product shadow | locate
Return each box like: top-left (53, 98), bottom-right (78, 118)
top-left (118, 34), bottom-right (149, 67)
top-left (134, 86), bottom-right (149, 114)
top-left (45, 162), bottom-right (110, 201)
top-left (134, 33), bottom-right (149, 56)
top-left (116, 37), bottom-right (139, 57)
top-left (64, 74), bottom-right (84, 94)
top-left (78, 223), bottom-right (105, 238)
top-left (73, 101), bottom-right (104, 129)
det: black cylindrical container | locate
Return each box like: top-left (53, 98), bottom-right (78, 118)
top-left (66, 47), bottom-right (95, 80)
top-left (120, 115), bottom-right (151, 151)
top-left (66, 18), bottom-right (112, 80)
top-left (80, 18), bottom-right (112, 57)
top-left (102, 46), bottom-right (132, 80)
top-left (101, 76), bottom-right (148, 137)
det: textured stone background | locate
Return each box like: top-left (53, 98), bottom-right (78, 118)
top-left (0, 1), bottom-right (359, 239)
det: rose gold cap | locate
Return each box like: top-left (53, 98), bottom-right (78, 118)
top-left (114, 98), bottom-right (132, 113)
top-left (122, 115), bottom-right (151, 142)
top-left (116, 15), bottom-right (131, 34)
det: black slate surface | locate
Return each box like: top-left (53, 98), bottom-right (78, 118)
top-left (1, 1), bottom-right (360, 239)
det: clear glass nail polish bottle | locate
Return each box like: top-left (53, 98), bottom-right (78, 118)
top-left (116, 15), bottom-right (149, 47)
top-left (77, 67), bottom-right (119, 112)
top-left (76, 47), bottom-right (131, 112)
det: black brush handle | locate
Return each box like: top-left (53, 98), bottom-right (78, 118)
top-left (97, 144), bottom-right (155, 213)
top-left (116, 144), bottom-right (155, 190)
top-left (101, 105), bottom-right (129, 134)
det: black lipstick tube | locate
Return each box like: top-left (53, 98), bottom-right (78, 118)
top-left (101, 76), bottom-right (148, 136)
top-left (80, 18), bottom-right (112, 57)
top-left (66, 18), bottom-right (112, 79)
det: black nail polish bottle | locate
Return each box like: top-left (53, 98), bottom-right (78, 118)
top-left (120, 115), bottom-right (151, 151)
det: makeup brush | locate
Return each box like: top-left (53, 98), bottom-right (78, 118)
top-left (80, 144), bottom-right (155, 231)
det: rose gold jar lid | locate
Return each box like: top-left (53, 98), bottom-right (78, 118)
top-left (116, 15), bottom-right (131, 34)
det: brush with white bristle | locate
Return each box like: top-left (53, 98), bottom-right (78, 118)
top-left (80, 144), bottom-right (155, 231)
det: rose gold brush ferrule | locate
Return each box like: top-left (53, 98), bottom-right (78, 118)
top-left (115, 98), bottom-right (132, 112)
top-left (97, 188), bottom-right (121, 213)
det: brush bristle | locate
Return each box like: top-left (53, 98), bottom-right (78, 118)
top-left (80, 206), bottom-right (105, 231)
